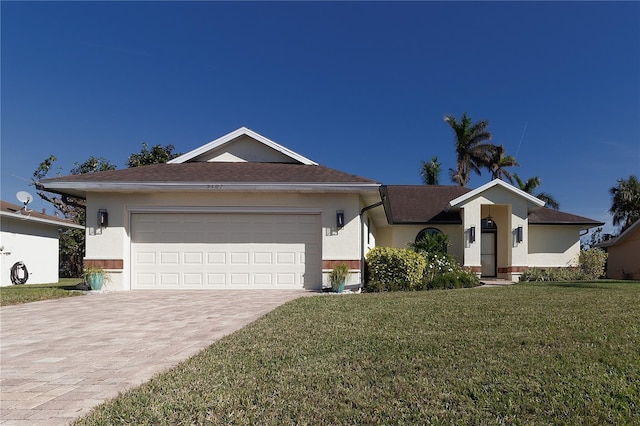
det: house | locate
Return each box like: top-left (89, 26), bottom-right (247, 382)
top-left (596, 220), bottom-right (640, 280)
top-left (38, 127), bottom-right (603, 290)
top-left (1, 200), bottom-right (84, 286)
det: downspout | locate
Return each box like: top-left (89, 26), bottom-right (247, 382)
top-left (359, 190), bottom-right (386, 289)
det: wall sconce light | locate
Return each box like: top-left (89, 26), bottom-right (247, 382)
top-left (98, 209), bottom-right (108, 228)
top-left (516, 226), bottom-right (523, 243)
top-left (336, 210), bottom-right (345, 229)
top-left (469, 226), bottom-right (476, 243)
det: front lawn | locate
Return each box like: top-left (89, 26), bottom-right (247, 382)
top-left (76, 282), bottom-right (640, 425)
top-left (0, 278), bottom-right (84, 306)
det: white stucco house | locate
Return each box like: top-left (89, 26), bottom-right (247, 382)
top-left (1, 200), bottom-right (84, 286)
top-left (38, 127), bottom-right (603, 291)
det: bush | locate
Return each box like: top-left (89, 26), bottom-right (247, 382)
top-left (408, 232), bottom-right (450, 256)
top-left (520, 267), bottom-right (583, 282)
top-left (365, 247), bottom-right (426, 292)
top-left (579, 248), bottom-right (608, 280)
top-left (520, 249), bottom-right (608, 282)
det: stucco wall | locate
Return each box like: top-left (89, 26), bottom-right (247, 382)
top-left (0, 219), bottom-right (60, 285)
top-left (457, 191), bottom-right (529, 275)
top-left (376, 224), bottom-right (464, 263)
top-left (85, 191), bottom-right (366, 290)
top-left (528, 225), bottom-right (580, 267)
top-left (606, 228), bottom-right (640, 279)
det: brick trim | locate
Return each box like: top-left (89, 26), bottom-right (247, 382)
top-left (498, 266), bottom-right (529, 273)
top-left (84, 259), bottom-right (123, 270)
top-left (465, 266), bottom-right (482, 273)
top-left (322, 260), bottom-right (360, 270)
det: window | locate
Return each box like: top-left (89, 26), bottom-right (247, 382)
top-left (415, 227), bottom-right (443, 243)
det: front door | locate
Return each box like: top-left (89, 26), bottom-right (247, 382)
top-left (481, 232), bottom-right (497, 277)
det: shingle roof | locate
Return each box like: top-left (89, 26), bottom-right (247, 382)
top-left (0, 200), bottom-right (83, 229)
top-left (527, 207), bottom-right (604, 226)
top-left (40, 162), bottom-right (379, 185)
top-left (383, 185), bottom-right (471, 224)
top-left (383, 186), bottom-right (604, 227)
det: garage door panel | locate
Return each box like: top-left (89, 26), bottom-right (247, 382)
top-left (184, 252), bottom-right (203, 264)
top-left (131, 213), bottom-right (321, 289)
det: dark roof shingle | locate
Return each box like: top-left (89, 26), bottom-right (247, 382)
top-left (528, 208), bottom-right (604, 226)
top-left (383, 185), bottom-right (471, 224)
top-left (40, 162), bottom-right (379, 185)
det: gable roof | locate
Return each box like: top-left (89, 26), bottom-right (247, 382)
top-left (448, 179), bottom-right (545, 208)
top-left (39, 162), bottom-right (380, 198)
top-left (528, 207), bottom-right (605, 227)
top-left (382, 185), bottom-right (471, 224)
top-left (168, 127), bottom-right (318, 165)
top-left (0, 200), bottom-right (84, 230)
top-left (596, 219), bottom-right (640, 248)
top-left (381, 184), bottom-right (604, 228)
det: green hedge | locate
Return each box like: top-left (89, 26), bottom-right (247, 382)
top-left (365, 247), bottom-right (426, 292)
top-left (520, 248), bottom-right (608, 282)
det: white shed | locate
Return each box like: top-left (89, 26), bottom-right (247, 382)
top-left (0, 200), bottom-right (84, 286)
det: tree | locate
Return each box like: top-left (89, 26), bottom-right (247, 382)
top-left (444, 113), bottom-right (494, 186)
top-left (126, 143), bottom-right (181, 168)
top-left (33, 155), bottom-right (116, 277)
top-left (488, 144), bottom-right (519, 184)
top-left (513, 173), bottom-right (560, 210)
top-left (609, 175), bottom-right (640, 232)
top-left (420, 155), bottom-right (441, 185)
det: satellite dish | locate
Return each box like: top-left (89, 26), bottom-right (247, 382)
top-left (16, 191), bottom-right (33, 206)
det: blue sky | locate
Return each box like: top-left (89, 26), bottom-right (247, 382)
top-left (2, 1), bottom-right (639, 236)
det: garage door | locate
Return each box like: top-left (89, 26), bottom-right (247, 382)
top-left (131, 213), bottom-right (321, 290)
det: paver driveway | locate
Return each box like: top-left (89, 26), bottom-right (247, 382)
top-left (0, 290), bottom-right (307, 425)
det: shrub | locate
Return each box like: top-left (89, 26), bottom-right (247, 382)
top-left (408, 232), bottom-right (450, 256)
top-left (520, 267), bottom-right (583, 282)
top-left (365, 247), bottom-right (425, 292)
top-left (579, 248), bottom-right (608, 280)
top-left (428, 267), bottom-right (480, 290)
top-left (520, 249), bottom-right (608, 282)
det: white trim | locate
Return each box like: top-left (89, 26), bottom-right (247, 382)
top-left (127, 206), bottom-right (323, 214)
top-left (168, 127), bottom-right (319, 165)
top-left (0, 210), bottom-right (84, 230)
top-left (448, 179), bottom-right (545, 209)
top-left (43, 182), bottom-right (380, 192)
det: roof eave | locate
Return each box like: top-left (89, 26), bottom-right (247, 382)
top-left (40, 181), bottom-right (381, 193)
top-left (168, 127), bottom-right (319, 165)
top-left (0, 211), bottom-right (84, 230)
top-left (448, 179), bottom-right (545, 209)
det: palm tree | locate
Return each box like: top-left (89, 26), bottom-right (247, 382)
top-left (488, 144), bottom-right (519, 184)
top-left (513, 174), bottom-right (560, 210)
top-left (444, 113), bottom-right (494, 186)
top-left (609, 175), bottom-right (640, 232)
top-left (420, 155), bottom-right (441, 185)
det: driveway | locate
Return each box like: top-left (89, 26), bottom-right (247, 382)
top-left (0, 290), bottom-right (307, 425)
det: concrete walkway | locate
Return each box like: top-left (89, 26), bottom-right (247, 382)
top-left (0, 290), bottom-right (307, 425)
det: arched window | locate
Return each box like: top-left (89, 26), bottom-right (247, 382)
top-left (481, 218), bottom-right (497, 231)
top-left (415, 227), bottom-right (443, 243)
top-left (415, 227), bottom-right (447, 253)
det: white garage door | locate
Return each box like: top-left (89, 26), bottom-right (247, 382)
top-left (131, 213), bottom-right (321, 290)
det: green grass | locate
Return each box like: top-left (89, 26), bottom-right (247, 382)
top-left (74, 281), bottom-right (640, 425)
top-left (0, 278), bottom-right (85, 306)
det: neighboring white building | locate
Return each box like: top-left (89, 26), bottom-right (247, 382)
top-left (39, 127), bottom-right (603, 290)
top-left (0, 201), bottom-right (84, 286)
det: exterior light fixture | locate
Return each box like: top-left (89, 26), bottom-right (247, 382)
top-left (469, 226), bottom-right (476, 243)
top-left (485, 205), bottom-right (494, 227)
top-left (98, 209), bottom-right (108, 228)
top-left (516, 226), bottom-right (523, 243)
top-left (336, 210), bottom-right (345, 229)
